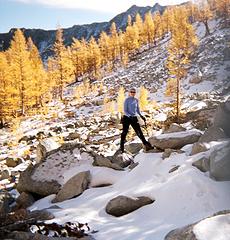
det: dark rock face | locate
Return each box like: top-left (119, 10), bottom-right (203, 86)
top-left (0, 4), bottom-right (165, 59)
top-left (0, 191), bottom-right (14, 214)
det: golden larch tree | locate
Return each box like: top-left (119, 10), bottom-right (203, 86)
top-left (27, 37), bottom-right (49, 108)
top-left (143, 11), bottom-right (155, 47)
top-left (52, 28), bottom-right (74, 100)
top-left (166, 6), bottom-right (198, 121)
top-left (124, 15), bottom-right (140, 53)
top-left (117, 86), bottom-right (125, 114)
top-left (7, 29), bottom-right (34, 115)
top-left (109, 22), bottom-right (120, 64)
top-left (87, 37), bottom-right (102, 78)
top-left (139, 86), bottom-right (149, 111)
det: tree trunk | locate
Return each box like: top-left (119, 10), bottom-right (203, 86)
top-left (204, 20), bottom-right (210, 36)
top-left (176, 77), bottom-right (180, 123)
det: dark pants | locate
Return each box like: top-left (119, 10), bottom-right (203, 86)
top-left (120, 115), bottom-right (148, 152)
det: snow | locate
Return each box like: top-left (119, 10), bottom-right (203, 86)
top-left (0, 15), bottom-right (229, 240)
top-left (154, 112), bottom-right (167, 121)
top-left (154, 129), bottom-right (202, 140)
top-left (193, 213), bottom-right (230, 240)
top-left (181, 100), bottom-right (207, 112)
top-left (29, 148), bottom-right (230, 240)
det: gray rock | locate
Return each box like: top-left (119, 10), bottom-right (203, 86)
top-left (198, 126), bottom-right (227, 143)
top-left (192, 156), bottom-right (210, 172)
top-left (5, 158), bottom-right (18, 167)
top-left (165, 224), bottom-right (197, 240)
top-left (129, 162), bottom-right (139, 170)
top-left (165, 123), bottom-right (186, 133)
top-left (18, 135), bottom-right (36, 143)
top-left (6, 231), bottom-right (78, 240)
top-left (16, 192), bottom-right (35, 209)
top-left (17, 164), bottom-right (61, 196)
top-left (108, 150), bottom-right (133, 168)
top-left (190, 142), bottom-right (209, 155)
top-left (92, 152), bottom-right (124, 170)
top-left (65, 132), bottom-right (81, 141)
top-left (125, 143), bottom-right (142, 154)
top-left (149, 130), bottom-right (202, 150)
top-left (165, 210), bottom-right (230, 240)
top-left (36, 138), bottom-right (61, 163)
top-left (223, 47), bottom-right (230, 60)
top-left (213, 100), bottom-right (230, 137)
top-left (169, 165), bottom-right (180, 173)
top-left (162, 149), bottom-right (174, 159)
top-left (210, 141), bottom-right (230, 181)
top-left (105, 195), bottom-right (154, 217)
top-left (52, 171), bottom-right (91, 203)
top-left (0, 191), bottom-right (13, 214)
top-left (189, 75), bottom-right (202, 84)
top-left (29, 209), bottom-right (55, 221)
top-left (0, 169), bottom-right (11, 180)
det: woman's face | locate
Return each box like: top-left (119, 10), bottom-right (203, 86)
top-left (129, 90), bottom-right (136, 97)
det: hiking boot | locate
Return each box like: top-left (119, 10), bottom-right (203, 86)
top-left (143, 142), bottom-right (153, 151)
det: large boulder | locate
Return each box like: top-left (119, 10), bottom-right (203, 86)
top-left (17, 142), bottom-right (114, 197)
top-left (165, 210), bottom-right (230, 240)
top-left (125, 142), bottom-right (142, 154)
top-left (0, 191), bottom-right (14, 214)
top-left (192, 156), bottom-right (210, 172)
top-left (105, 195), bottom-right (154, 217)
top-left (190, 142), bottom-right (210, 155)
top-left (149, 129), bottom-right (202, 150)
top-left (52, 171), bottom-right (91, 203)
top-left (210, 141), bottom-right (230, 181)
top-left (164, 123), bottom-right (186, 133)
top-left (36, 138), bottom-right (61, 163)
top-left (213, 100), bottom-right (230, 137)
top-left (107, 150), bottom-right (133, 168)
top-left (198, 126), bottom-right (227, 143)
top-left (15, 192), bottom-right (35, 209)
top-left (92, 152), bottom-right (124, 170)
top-left (17, 164), bottom-right (61, 196)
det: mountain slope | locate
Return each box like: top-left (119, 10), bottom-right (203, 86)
top-left (0, 3), bottom-right (165, 59)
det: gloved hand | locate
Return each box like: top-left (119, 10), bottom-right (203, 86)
top-left (140, 115), bottom-right (146, 122)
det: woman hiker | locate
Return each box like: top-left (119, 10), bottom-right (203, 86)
top-left (120, 87), bottom-right (153, 153)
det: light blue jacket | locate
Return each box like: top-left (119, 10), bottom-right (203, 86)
top-left (124, 97), bottom-right (141, 117)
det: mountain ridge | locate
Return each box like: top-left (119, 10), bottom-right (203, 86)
top-left (0, 3), bottom-right (167, 59)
